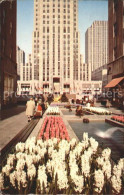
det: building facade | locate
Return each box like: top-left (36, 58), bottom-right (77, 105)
top-left (0, 0), bottom-right (17, 112)
top-left (74, 80), bottom-right (102, 98)
top-left (32, 0), bottom-right (80, 94)
top-left (107, 0), bottom-right (124, 82)
top-left (85, 21), bottom-right (108, 72)
top-left (17, 54), bottom-right (33, 95)
top-left (80, 55), bottom-right (91, 82)
top-left (106, 0), bottom-right (124, 109)
top-left (92, 64), bottom-right (107, 89)
top-left (20, 54), bottom-right (32, 82)
top-left (16, 46), bottom-right (25, 79)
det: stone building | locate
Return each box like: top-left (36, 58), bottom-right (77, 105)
top-left (85, 21), bottom-right (108, 72)
top-left (107, 0), bottom-right (124, 82)
top-left (0, 0), bottom-right (17, 113)
top-left (106, 0), bottom-right (124, 108)
top-left (32, 0), bottom-right (81, 94)
top-left (92, 64), bottom-right (107, 89)
top-left (16, 46), bottom-right (25, 80)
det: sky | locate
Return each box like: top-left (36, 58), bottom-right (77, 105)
top-left (17, 0), bottom-right (108, 61)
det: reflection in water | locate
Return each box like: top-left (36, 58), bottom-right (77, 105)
top-left (96, 127), bottom-right (124, 138)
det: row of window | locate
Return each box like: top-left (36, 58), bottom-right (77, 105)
top-left (42, 0), bottom-right (71, 2)
top-left (43, 15), bottom-right (71, 19)
top-left (42, 20), bottom-right (71, 25)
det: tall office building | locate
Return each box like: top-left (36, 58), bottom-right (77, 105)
top-left (85, 21), bottom-right (108, 72)
top-left (107, 0), bottom-right (124, 82)
top-left (0, 0), bottom-right (17, 113)
top-left (16, 46), bottom-right (25, 79)
top-left (32, 0), bottom-right (80, 94)
top-left (20, 54), bottom-right (32, 81)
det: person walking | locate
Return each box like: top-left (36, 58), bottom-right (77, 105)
top-left (35, 100), bottom-right (42, 117)
top-left (26, 97), bottom-right (35, 122)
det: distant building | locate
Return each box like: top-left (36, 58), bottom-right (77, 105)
top-left (80, 55), bottom-right (91, 81)
top-left (85, 21), bottom-right (108, 72)
top-left (74, 80), bottom-right (102, 97)
top-left (17, 54), bottom-right (33, 95)
top-left (92, 64), bottom-right (107, 89)
top-left (0, 0), bottom-right (17, 112)
top-left (20, 54), bottom-right (32, 82)
top-left (16, 46), bottom-right (25, 79)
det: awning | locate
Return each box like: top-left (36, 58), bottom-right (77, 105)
top-left (105, 76), bottom-right (124, 88)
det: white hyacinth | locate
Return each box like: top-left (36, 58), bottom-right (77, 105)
top-left (102, 148), bottom-right (111, 160)
top-left (46, 106), bottom-right (60, 115)
top-left (2, 165), bottom-right (12, 176)
top-left (25, 155), bottom-right (33, 167)
top-left (72, 175), bottom-right (84, 193)
top-left (15, 142), bottom-right (25, 153)
top-left (113, 158), bottom-right (124, 177)
top-left (70, 138), bottom-right (77, 148)
top-left (7, 154), bottom-right (15, 166)
top-left (118, 158), bottom-right (124, 171)
top-left (102, 160), bottom-right (111, 179)
top-left (10, 171), bottom-right (16, 188)
top-left (0, 173), bottom-right (4, 190)
top-left (111, 175), bottom-right (122, 193)
top-left (81, 154), bottom-right (91, 177)
top-left (83, 132), bottom-right (88, 142)
top-left (16, 159), bottom-right (25, 171)
top-left (96, 157), bottom-right (111, 179)
top-left (84, 107), bottom-right (112, 115)
top-left (16, 170), bottom-right (27, 189)
top-left (54, 169), bottom-right (69, 190)
top-left (94, 169), bottom-right (104, 193)
top-left (16, 152), bottom-right (26, 160)
top-left (89, 137), bottom-right (98, 152)
top-left (27, 164), bottom-right (36, 180)
top-left (38, 165), bottom-right (47, 193)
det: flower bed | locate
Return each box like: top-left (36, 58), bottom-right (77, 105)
top-left (38, 116), bottom-right (70, 141)
top-left (111, 115), bottom-right (124, 124)
top-left (83, 107), bottom-right (112, 115)
top-left (0, 134), bottom-right (124, 194)
top-left (46, 106), bottom-right (60, 115)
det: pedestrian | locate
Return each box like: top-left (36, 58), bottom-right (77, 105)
top-left (34, 96), bottom-right (38, 106)
top-left (41, 100), bottom-right (46, 115)
top-left (26, 97), bottom-right (35, 122)
top-left (106, 99), bottom-right (111, 108)
top-left (35, 100), bottom-right (42, 117)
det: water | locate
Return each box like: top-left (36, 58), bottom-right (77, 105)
top-left (69, 121), bottom-right (124, 161)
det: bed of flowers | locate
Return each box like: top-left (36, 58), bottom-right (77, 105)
top-left (46, 106), bottom-right (60, 115)
top-left (83, 107), bottom-right (112, 115)
top-left (0, 133), bottom-right (124, 194)
top-left (111, 115), bottom-right (124, 124)
top-left (38, 116), bottom-right (70, 141)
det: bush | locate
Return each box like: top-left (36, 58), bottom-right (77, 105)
top-left (61, 93), bottom-right (68, 102)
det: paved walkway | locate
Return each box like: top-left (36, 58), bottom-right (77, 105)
top-left (0, 105), bottom-right (26, 120)
top-left (0, 106), bottom-right (27, 151)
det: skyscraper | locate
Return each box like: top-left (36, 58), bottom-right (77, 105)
top-left (32, 0), bottom-right (80, 94)
top-left (85, 21), bottom-right (108, 72)
top-left (17, 46), bottom-right (25, 79)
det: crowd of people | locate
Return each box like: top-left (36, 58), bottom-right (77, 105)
top-left (26, 96), bottom-right (48, 122)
